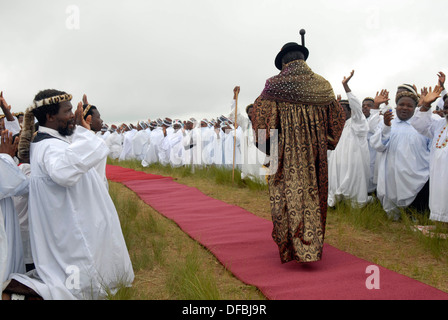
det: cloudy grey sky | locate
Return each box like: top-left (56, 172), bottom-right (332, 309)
top-left (1, 0), bottom-right (447, 125)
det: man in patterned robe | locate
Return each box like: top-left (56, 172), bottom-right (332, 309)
top-left (251, 39), bottom-right (345, 263)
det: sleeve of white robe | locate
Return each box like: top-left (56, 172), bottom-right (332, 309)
top-left (436, 89), bottom-right (447, 110)
top-left (228, 99), bottom-right (249, 131)
top-left (0, 205), bottom-right (6, 291)
top-left (182, 130), bottom-right (192, 150)
top-left (168, 132), bottom-right (184, 166)
top-left (0, 153), bottom-right (28, 286)
top-left (0, 154), bottom-right (28, 198)
top-left (367, 109), bottom-right (382, 134)
top-left (347, 92), bottom-right (369, 137)
top-left (158, 135), bottom-right (171, 165)
top-left (38, 126), bottom-right (110, 188)
top-left (4, 117), bottom-right (21, 136)
top-left (411, 108), bottom-right (438, 139)
top-left (370, 121), bottom-right (390, 153)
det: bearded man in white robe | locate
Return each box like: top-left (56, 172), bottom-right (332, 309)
top-left (6, 90), bottom-right (134, 300)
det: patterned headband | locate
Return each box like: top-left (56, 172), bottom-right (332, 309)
top-left (33, 94), bottom-right (72, 109)
top-left (83, 104), bottom-right (92, 118)
top-left (397, 84), bottom-right (418, 96)
top-left (395, 91), bottom-right (418, 104)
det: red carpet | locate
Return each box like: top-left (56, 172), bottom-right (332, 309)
top-left (107, 165), bottom-right (448, 300)
top-left (106, 166), bottom-right (170, 181)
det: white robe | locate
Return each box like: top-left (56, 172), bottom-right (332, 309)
top-left (0, 153), bottom-right (28, 283)
top-left (10, 126), bottom-right (134, 300)
top-left (0, 206), bottom-right (6, 291)
top-left (328, 92), bottom-right (370, 207)
top-left (200, 127), bottom-right (215, 166)
top-left (370, 115), bottom-right (430, 214)
top-left (105, 131), bottom-right (123, 160)
top-left (241, 122), bottom-right (268, 182)
top-left (13, 163), bottom-right (33, 267)
top-left (118, 129), bottom-right (137, 161)
top-left (132, 129), bottom-right (150, 161)
top-left (181, 129), bottom-right (195, 166)
top-left (436, 89), bottom-right (447, 111)
top-left (411, 110), bottom-right (448, 222)
top-left (4, 117), bottom-right (21, 136)
top-left (158, 129), bottom-right (184, 167)
top-left (228, 99), bottom-right (249, 132)
top-left (190, 127), bottom-right (204, 167)
top-left (366, 109), bottom-right (382, 193)
top-left (211, 129), bottom-right (224, 166)
top-left (228, 99), bottom-right (266, 176)
top-left (223, 126), bottom-right (242, 169)
top-left (142, 128), bottom-right (164, 166)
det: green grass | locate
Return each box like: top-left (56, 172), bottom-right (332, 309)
top-left (329, 197), bottom-right (390, 232)
top-left (328, 196), bottom-right (448, 264)
top-left (107, 175), bottom-right (264, 300)
top-left (107, 158), bottom-right (448, 297)
top-left (166, 246), bottom-right (222, 300)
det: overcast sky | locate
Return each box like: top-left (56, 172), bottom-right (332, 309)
top-left (1, 0), bottom-right (447, 125)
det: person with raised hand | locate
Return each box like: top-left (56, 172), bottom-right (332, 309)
top-left (411, 85), bottom-right (448, 225)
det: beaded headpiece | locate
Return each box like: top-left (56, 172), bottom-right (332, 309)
top-left (33, 94), bottom-right (72, 110)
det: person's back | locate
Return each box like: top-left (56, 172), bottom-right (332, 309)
top-left (251, 32), bottom-right (345, 263)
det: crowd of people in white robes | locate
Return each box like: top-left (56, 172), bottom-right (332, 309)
top-left (103, 87), bottom-right (270, 182)
top-left (1, 72), bottom-right (448, 300)
top-left (327, 70), bottom-right (448, 225)
top-left (0, 87), bottom-right (270, 300)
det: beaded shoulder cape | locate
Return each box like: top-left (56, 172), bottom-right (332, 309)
top-left (260, 60), bottom-right (335, 105)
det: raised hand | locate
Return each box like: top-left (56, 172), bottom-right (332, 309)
top-left (0, 91), bottom-right (14, 121)
top-left (74, 101), bottom-right (91, 130)
top-left (342, 70), bottom-right (354, 84)
top-left (437, 71), bottom-right (446, 88)
top-left (420, 85), bottom-right (443, 110)
top-left (418, 87), bottom-right (428, 107)
top-left (342, 70), bottom-right (354, 92)
top-left (374, 89), bottom-right (390, 108)
top-left (383, 109), bottom-right (394, 127)
top-left (0, 129), bottom-right (18, 157)
top-left (233, 86), bottom-right (240, 99)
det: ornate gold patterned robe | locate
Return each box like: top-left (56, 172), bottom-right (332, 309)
top-left (252, 60), bottom-right (345, 263)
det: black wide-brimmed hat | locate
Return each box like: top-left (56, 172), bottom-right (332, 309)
top-left (274, 29), bottom-right (309, 70)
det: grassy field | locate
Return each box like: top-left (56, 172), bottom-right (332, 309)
top-left (107, 159), bottom-right (448, 299)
